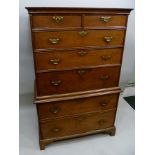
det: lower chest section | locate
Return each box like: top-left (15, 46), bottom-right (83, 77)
top-left (37, 91), bottom-right (119, 140)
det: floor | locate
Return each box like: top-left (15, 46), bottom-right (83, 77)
top-left (19, 93), bottom-right (135, 155)
top-left (124, 96), bottom-right (135, 110)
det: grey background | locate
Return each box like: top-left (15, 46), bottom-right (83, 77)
top-left (19, 0), bottom-right (135, 95)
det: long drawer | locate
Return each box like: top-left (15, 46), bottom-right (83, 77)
top-left (35, 48), bottom-right (122, 71)
top-left (40, 109), bottom-right (116, 139)
top-left (36, 66), bottom-right (120, 96)
top-left (37, 93), bottom-right (119, 120)
top-left (33, 30), bottom-right (125, 49)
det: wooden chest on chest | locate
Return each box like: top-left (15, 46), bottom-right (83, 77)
top-left (26, 7), bottom-right (132, 150)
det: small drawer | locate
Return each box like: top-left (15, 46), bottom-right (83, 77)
top-left (37, 93), bottom-right (119, 120)
top-left (32, 15), bottom-right (81, 29)
top-left (35, 48), bottom-right (122, 71)
top-left (84, 15), bottom-right (127, 27)
top-left (36, 66), bottom-right (120, 96)
top-left (40, 109), bottom-right (116, 139)
top-left (33, 30), bottom-right (125, 49)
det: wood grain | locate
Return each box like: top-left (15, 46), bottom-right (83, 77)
top-left (35, 48), bottom-right (122, 71)
top-left (37, 93), bottom-right (119, 120)
top-left (33, 30), bottom-right (125, 49)
top-left (32, 15), bottom-right (81, 29)
top-left (40, 109), bottom-right (116, 139)
top-left (84, 15), bottom-right (127, 27)
top-left (36, 66), bottom-right (120, 96)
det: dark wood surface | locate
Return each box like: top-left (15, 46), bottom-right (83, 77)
top-left (37, 93), bottom-right (119, 120)
top-left (35, 48), bottom-right (122, 71)
top-left (33, 30), bottom-right (125, 49)
top-left (26, 7), bottom-right (132, 150)
top-left (84, 15), bottom-right (127, 27)
top-left (26, 7), bottom-right (132, 14)
top-left (39, 126), bottom-right (116, 150)
top-left (36, 66), bottom-right (120, 96)
top-left (40, 109), bottom-right (116, 139)
top-left (31, 14), bottom-right (127, 30)
top-left (32, 15), bottom-right (81, 29)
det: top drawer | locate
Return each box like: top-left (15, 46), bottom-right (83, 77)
top-left (32, 15), bottom-right (81, 29)
top-left (84, 15), bottom-right (127, 27)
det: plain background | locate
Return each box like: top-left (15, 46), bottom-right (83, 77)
top-left (19, 0), bottom-right (135, 95)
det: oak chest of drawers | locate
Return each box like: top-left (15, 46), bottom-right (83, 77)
top-left (26, 7), bottom-right (132, 150)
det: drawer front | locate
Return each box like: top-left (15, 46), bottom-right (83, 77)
top-left (37, 93), bottom-right (119, 120)
top-left (32, 15), bottom-right (81, 28)
top-left (40, 110), bottom-right (116, 139)
top-left (33, 30), bottom-right (125, 49)
top-left (35, 48), bottom-right (122, 71)
top-left (37, 66), bottom-right (120, 96)
top-left (84, 15), bottom-right (127, 27)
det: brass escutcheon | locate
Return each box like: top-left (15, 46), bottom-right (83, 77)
top-left (78, 50), bottom-right (87, 56)
top-left (79, 31), bottom-right (88, 37)
top-left (49, 38), bottom-right (60, 44)
top-left (104, 37), bottom-right (113, 43)
top-left (51, 128), bottom-right (61, 132)
top-left (100, 16), bottom-right (111, 23)
top-left (102, 55), bottom-right (112, 61)
top-left (50, 58), bottom-right (60, 65)
top-left (100, 75), bottom-right (109, 80)
top-left (52, 16), bottom-right (64, 23)
top-left (49, 107), bottom-right (60, 114)
top-left (100, 102), bottom-right (107, 106)
top-left (77, 70), bottom-right (87, 76)
top-left (51, 80), bottom-right (61, 86)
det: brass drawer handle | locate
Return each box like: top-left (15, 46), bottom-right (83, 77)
top-left (102, 55), bottom-right (112, 61)
top-left (78, 50), bottom-right (87, 56)
top-left (100, 102), bottom-right (107, 107)
top-left (50, 58), bottom-right (60, 65)
top-left (100, 16), bottom-right (111, 23)
top-left (49, 38), bottom-right (60, 44)
top-left (49, 107), bottom-right (60, 114)
top-left (100, 75), bottom-right (109, 80)
top-left (51, 80), bottom-right (61, 86)
top-left (79, 31), bottom-right (88, 37)
top-left (52, 16), bottom-right (64, 23)
top-left (75, 116), bottom-right (86, 121)
top-left (51, 128), bottom-right (61, 132)
top-left (77, 70), bottom-right (87, 76)
top-left (104, 37), bottom-right (113, 43)
top-left (98, 119), bottom-right (105, 125)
